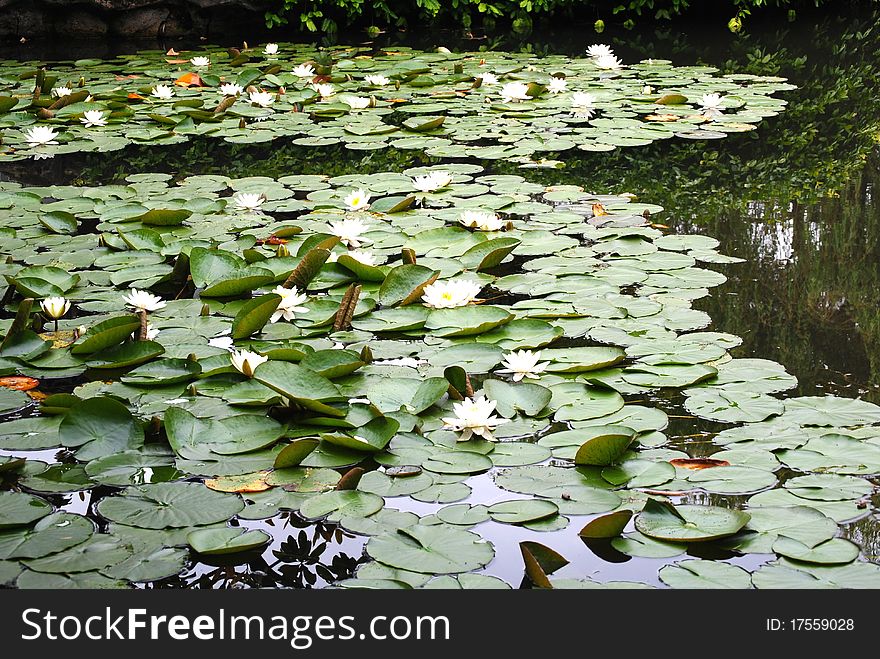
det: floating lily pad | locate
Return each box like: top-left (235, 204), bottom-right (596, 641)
top-left (635, 499), bottom-right (750, 542)
top-left (367, 525), bottom-right (494, 574)
top-left (0, 492), bottom-right (52, 529)
top-left (659, 559), bottom-right (752, 589)
top-left (187, 527), bottom-right (271, 555)
top-left (96, 482), bottom-right (245, 529)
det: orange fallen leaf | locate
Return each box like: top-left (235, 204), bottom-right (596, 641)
top-left (165, 58), bottom-right (189, 64)
top-left (592, 203), bottom-right (608, 217)
top-left (174, 72), bottom-right (203, 87)
top-left (0, 376), bottom-right (39, 391)
top-left (27, 390), bottom-right (47, 402)
top-left (265, 236), bottom-right (288, 245)
top-left (645, 113), bottom-right (680, 122)
top-left (670, 457), bottom-right (730, 470)
top-left (127, 92), bottom-right (144, 100)
top-left (166, 48), bottom-right (180, 56)
top-left (115, 74), bottom-right (140, 80)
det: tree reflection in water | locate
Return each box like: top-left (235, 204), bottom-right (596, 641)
top-left (145, 515), bottom-right (366, 589)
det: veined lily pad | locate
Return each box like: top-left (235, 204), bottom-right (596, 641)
top-left (367, 525), bottom-right (494, 574)
top-left (635, 499), bottom-right (750, 542)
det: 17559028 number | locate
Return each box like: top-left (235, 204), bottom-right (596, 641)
top-left (790, 619), bottom-right (854, 631)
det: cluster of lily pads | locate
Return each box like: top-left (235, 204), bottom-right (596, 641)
top-left (0, 42), bottom-right (794, 163)
top-left (0, 162), bottom-right (878, 589)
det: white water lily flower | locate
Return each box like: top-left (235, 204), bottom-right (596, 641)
top-left (232, 192), bottom-right (265, 211)
top-left (571, 92), bottom-right (596, 118)
top-left (40, 296), bottom-right (70, 320)
top-left (700, 93), bottom-right (724, 117)
top-left (442, 395), bottom-right (509, 442)
top-left (459, 210), bottom-right (504, 231)
top-left (343, 188), bottom-right (371, 211)
top-left (421, 279), bottom-right (482, 309)
top-left (365, 74), bottom-right (390, 86)
top-left (24, 126), bottom-right (59, 146)
top-left (190, 56), bottom-right (210, 67)
top-left (586, 44), bottom-right (614, 59)
top-left (594, 53), bottom-right (623, 70)
top-left (345, 249), bottom-right (378, 266)
top-left (343, 95), bottom-right (370, 110)
top-left (249, 91), bottom-right (274, 107)
top-left (208, 335), bottom-right (234, 351)
top-left (329, 218), bottom-right (370, 248)
top-left (270, 285), bottom-right (309, 323)
top-left (642, 84), bottom-right (655, 95)
top-left (500, 81), bottom-right (531, 103)
top-left (496, 349), bottom-right (550, 382)
top-left (478, 72), bottom-right (499, 85)
top-left (312, 83), bottom-right (335, 98)
top-left (123, 288), bottom-right (166, 313)
top-left (264, 43), bottom-right (279, 56)
top-left (547, 77), bottom-right (567, 94)
top-left (51, 86), bottom-right (71, 98)
top-left (412, 171), bottom-right (453, 192)
top-left (151, 84), bottom-right (174, 99)
top-left (230, 349), bottom-right (268, 378)
top-left (80, 110), bottom-right (107, 128)
top-left (293, 63), bottom-right (316, 78)
top-left (219, 83), bottom-right (244, 96)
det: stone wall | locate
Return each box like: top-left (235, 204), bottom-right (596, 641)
top-left (0, 0), bottom-right (275, 39)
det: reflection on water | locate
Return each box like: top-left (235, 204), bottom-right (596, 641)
top-left (690, 157), bottom-right (880, 404)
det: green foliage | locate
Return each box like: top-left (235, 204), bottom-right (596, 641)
top-left (263, 0), bottom-right (851, 34)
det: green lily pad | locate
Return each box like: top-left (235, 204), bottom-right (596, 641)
top-left (96, 482), bottom-right (245, 529)
top-left (188, 527), bottom-right (271, 555)
top-left (367, 525), bottom-right (494, 575)
top-left (0, 491), bottom-right (52, 529)
top-left (635, 499), bottom-right (750, 542)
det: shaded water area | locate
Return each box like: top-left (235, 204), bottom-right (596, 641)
top-left (2, 9), bottom-right (880, 589)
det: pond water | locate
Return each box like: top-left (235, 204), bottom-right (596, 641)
top-left (1, 8), bottom-right (879, 589)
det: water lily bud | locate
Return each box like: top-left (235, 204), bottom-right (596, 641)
top-left (37, 108), bottom-right (54, 120)
top-left (368, 95), bottom-right (377, 108)
top-left (78, 76), bottom-right (85, 88)
top-left (275, 243), bottom-right (290, 257)
top-left (200, 303), bottom-right (211, 316)
top-left (97, 234), bottom-right (107, 247)
top-left (75, 325), bottom-right (87, 338)
top-left (359, 345), bottom-right (373, 363)
top-left (437, 46), bottom-right (451, 54)
top-left (505, 220), bottom-right (515, 231)
top-left (187, 383), bottom-right (198, 396)
top-left (242, 41), bottom-right (249, 50)
top-left (186, 353), bottom-right (198, 362)
top-left (453, 63), bottom-right (463, 74)
top-left (401, 248), bottom-right (416, 264)
top-left (239, 118), bottom-right (246, 129)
